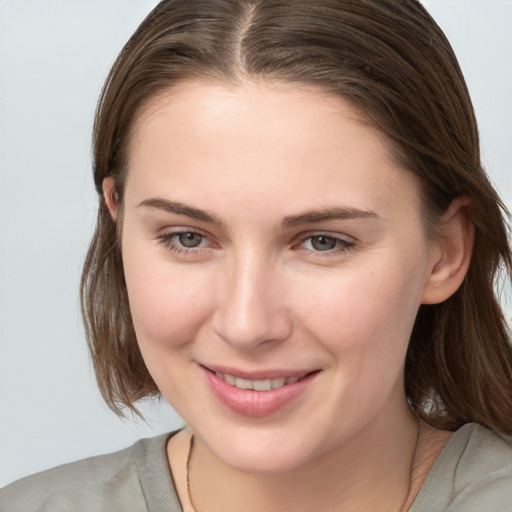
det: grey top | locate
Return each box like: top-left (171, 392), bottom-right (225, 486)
top-left (1, 423), bottom-right (511, 511)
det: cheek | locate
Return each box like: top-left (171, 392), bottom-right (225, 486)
top-left (122, 243), bottom-right (214, 349)
top-left (294, 258), bottom-right (425, 364)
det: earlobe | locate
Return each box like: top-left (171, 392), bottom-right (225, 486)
top-left (421, 198), bottom-right (475, 305)
top-left (102, 177), bottom-right (118, 222)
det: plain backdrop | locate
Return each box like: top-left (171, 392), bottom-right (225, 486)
top-left (1, 0), bottom-right (511, 488)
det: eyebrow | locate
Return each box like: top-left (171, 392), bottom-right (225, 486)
top-left (138, 198), bottom-right (224, 226)
top-left (139, 198), bottom-right (379, 228)
top-left (281, 207), bottom-right (379, 228)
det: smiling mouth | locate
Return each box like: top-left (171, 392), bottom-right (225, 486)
top-left (202, 366), bottom-right (320, 417)
top-left (208, 369), bottom-right (315, 391)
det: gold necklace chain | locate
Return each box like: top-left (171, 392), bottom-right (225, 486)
top-left (185, 434), bottom-right (199, 512)
top-left (398, 417), bottom-right (421, 512)
top-left (186, 420), bottom-right (421, 512)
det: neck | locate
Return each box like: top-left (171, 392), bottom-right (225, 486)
top-left (186, 410), bottom-right (422, 512)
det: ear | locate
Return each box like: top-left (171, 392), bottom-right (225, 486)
top-left (102, 177), bottom-right (118, 222)
top-left (421, 198), bottom-right (475, 305)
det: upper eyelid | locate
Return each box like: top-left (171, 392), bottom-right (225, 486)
top-left (295, 230), bottom-right (355, 242)
top-left (157, 226), bottom-right (211, 238)
top-left (158, 229), bottom-right (353, 239)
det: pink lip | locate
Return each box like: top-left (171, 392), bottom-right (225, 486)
top-left (200, 365), bottom-right (319, 418)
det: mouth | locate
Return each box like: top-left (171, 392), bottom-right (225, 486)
top-left (210, 369), bottom-right (310, 391)
top-left (200, 365), bottom-right (320, 418)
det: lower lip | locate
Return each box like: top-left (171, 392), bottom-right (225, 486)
top-left (201, 367), bottom-right (318, 418)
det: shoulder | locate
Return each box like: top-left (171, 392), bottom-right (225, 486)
top-left (412, 423), bottom-right (512, 512)
top-left (447, 424), bottom-right (512, 510)
top-left (0, 433), bottom-right (177, 512)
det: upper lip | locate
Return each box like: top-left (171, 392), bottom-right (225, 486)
top-left (200, 363), bottom-right (319, 381)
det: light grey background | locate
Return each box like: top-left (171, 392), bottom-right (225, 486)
top-left (1, 0), bottom-right (511, 488)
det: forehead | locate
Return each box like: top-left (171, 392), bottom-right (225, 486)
top-left (131, 80), bottom-right (378, 155)
top-left (125, 79), bottom-right (421, 221)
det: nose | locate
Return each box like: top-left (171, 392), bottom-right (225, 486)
top-left (212, 251), bottom-right (292, 350)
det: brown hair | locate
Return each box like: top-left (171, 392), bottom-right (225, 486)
top-left (81, 0), bottom-right (512, 432)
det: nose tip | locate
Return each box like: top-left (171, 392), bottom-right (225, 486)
top-left (212, 264), bottom-right (292, 350)
top-left (214, 306), bottom-right (292, 349)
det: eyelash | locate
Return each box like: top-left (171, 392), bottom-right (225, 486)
top-left (156, 230), bottom-right (211, 256)
top-left (295, 232), bottom-right (355, 257)
top-left (155, 230), bottom-right (355, 257)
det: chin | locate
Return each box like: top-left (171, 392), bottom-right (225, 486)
top-left (220, 445), bottom-right (310, 475)
top-left (196, 421), bottom-right (325, 475)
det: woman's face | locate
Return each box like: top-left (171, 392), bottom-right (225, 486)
top-left (117, 80), bottom-right (439, 473)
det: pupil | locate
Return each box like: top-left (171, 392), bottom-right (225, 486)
top-left (312, 236), bottom-right (336, 251)
top-left (178, 232), bottom-right (202, 248)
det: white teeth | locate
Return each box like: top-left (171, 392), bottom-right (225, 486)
top-left (214, 371), bottom-right (305, 390)
top-left (271, 377), bottom-right (286, 389)
top-left (224, 373), bottom-right (236, 385)
top-left (253, 379), bottom-right (272, 391)
top-left (235, 377), bottom-right (253, 390)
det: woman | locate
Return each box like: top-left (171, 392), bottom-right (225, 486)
top-left (2, 0), bottom-right (511, 510)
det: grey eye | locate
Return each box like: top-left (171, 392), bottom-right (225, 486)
top-left (178, 232), bottom-right (204, 248)
top-left (310, 235), bottom-right (338, 251)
